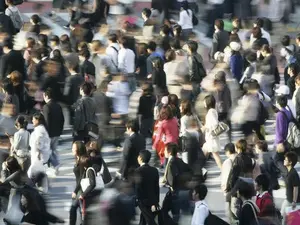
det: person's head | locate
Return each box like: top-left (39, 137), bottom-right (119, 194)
top-left (214, 70), bottom-right (226, 84)
top-left (32, 112), bottom-right (46, 127)
top-left (152, 57), bottom-right (163, 71)
top-left (43, 88), bottom-right (54, 103)
top-left (137, 150), bottom-right (151, 165)
top-left (187, 40), bottom-right (198, 55)
top-left (119, 36), bottom-right (129, 49)
top-left (295, 74), bottom-right (300, 88)
top-left (147, 41), bottom-right (157, 53)
top-left (254, 18), bottom-right (264, 28)
top-left (15, 115), bottom-right (28, 130)
top-left (261, 44), bottom-right (272, 57)
top-left (160, 105), bottom-right (173, 120)
top-left (72, 141), bottom-right (87, 159)
top-left (60, 34), bottom-right (70, 45)
top-left (126, 119), bottom-right (139, 134)
top-left (80, 82), bottom-right (93, 96)
top-left (3, 37), bottom-right (13, 53)
top-left (229, 33), bottom-right (241, 44)
top-left (164, 143), bottom-right (178, 158)
top-left (108, 33), bottom-right (118, 44)
top-left (232, 17), bottom-right (242, 29)
top-left (276, 95), bottom-right (288, 109)
top-left (165, 49), bottom-right (176, 62)
top-left (214, 19), bottom-right (224, 31)
top-left (252, 27), bottom-right (262, 39)
top-left (141, 82), bottom-right (153, 95)
top-left (192, 184), bottom-right (208, 201)
top-left (224, 143), bottom-right (236, 158)
top-left (284, 152), bottom-right (298, 168)
top-left (141, 8), bottom-right (151, 20)
top-left (38, 34), bottom-right (48, 47)
top-left (26, 37), bottom-right (36, 49)
top-left (90, 40), bottom-right (103, 53)
top-left (78, 42), bottom-right (89, 52)
top-left (204, 95), bottom-right (216, 110)
top-left (160, 24), bottom-right (170, 36)
top-left (30, 14), bottom-right (41, 25)
top-left (8, 71), bottom-right (21, 86)
top-left (86, 140), bottom-right (101, 157)
top-left (79, 48), bottom-right (91, 62)
top-left (282, 35), bottom-right (291, 47)
top-left (237, 181), bottom-right (254, 200)
top-left (246, 52), bottom-right (257, 64)
top-left (255, 140), bottom-right (268, 154)
top-left (2, 78), bottom-right (14, 95)
top-left (20, 190), bottom-right (40, 212)
top-left (235, 139), bottom-right (247, 154)
top-left (5, 0), bottom-right (13, 6)
top-left (170, 38), bottom-right (181, 50)
top-left (66, 59), bottom-right (79, 73)
top-left (255, 174), bottom-right (270, 192)
top-left (5, 156), bottom-right (21, 173)
top-left (173, 25), bottom-right (182, 38)
top-left (51, 49), bottom-right (64, 63)
top-left (180, 100), bottom-right (192, 116)
top-left (168, 94), bottom-right (179, 107)
top-left (288, 63), bottom-right (299, 77)
top-left (50, 35), bottom-right (59, 48)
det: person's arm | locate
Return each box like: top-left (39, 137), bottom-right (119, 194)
top-left (221, 160), bottom-right (231, 192)
top-left (210, 33), bottom-right (219, 59)
top-left (146, 57), bottom-right (152, 75)
top-left (13, 132), bottom-right (22, 151)
top-left (154, 169), bottom-right (160, 204)
top-left (119, 138), bottom-right (132, 178)
top-left (0, 55), bottom-right (7, 80)
top-left (42, 104), bottom-right (50, 127)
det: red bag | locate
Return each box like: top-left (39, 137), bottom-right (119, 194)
top-left (287, 209), bottom-right (300, 225)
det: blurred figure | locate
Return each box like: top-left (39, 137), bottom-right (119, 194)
top-left (210, 19), bottom-right (229, 59)
top-left (191, 184), bottom-right (209, 225)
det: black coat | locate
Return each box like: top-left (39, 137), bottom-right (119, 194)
top-left (120, 133), bottom-right (146, 179)
top-left (0, 13), bottom-right (16, 36)
top-left (135, 164), bottom-right (159, 206)
top-left (0, 50), bottom-right (25, 80)
top-left (42, 100), bottom-right (64, 138)
top-left (63, 73), bottom-right (84, 105)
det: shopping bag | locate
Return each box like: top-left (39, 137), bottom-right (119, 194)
top-left (80, 167), bottom-right (105, 191)
top-left (286, 207), bottom-right (300, 225)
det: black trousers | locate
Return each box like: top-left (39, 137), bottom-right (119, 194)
top-left (138, 202), bottom-right (157, 225)
top-left (69, 198), bottom-right (81, 225)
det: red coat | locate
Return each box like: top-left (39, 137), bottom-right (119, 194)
top-left (255, 192), bottom-right (274, 217)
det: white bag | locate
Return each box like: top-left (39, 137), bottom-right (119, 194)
top-left (80, 167), bottom-right (105, 192)
top-left (27, 158), bottom-right (45, 178)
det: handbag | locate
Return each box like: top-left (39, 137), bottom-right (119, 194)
top-left (82, 101), bottom-right (99, 139)
top-left (80, 167), bottom-right (105, 192)
top-left (211, 122), bottom-right (229, 137)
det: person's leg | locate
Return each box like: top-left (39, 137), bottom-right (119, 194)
top-left (281, 199), bottom-right (291, 225)
top-left (70, 198), bottom-right (80, 225)
top-left (138, 203), bottom-right (157, 225)
top-left (49, 137), bottom-right (60, 168)
top-left (212, 152), bottom-right (222, 169)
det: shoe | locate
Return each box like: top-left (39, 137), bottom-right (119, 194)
top-left (54, 166), bottom-right (60, 176)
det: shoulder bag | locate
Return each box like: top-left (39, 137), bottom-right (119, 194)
top-left (80, 167), bottom-right (105, 192)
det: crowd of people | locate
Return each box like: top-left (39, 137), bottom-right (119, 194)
top-left (1, 0), bottom-right (300, 224)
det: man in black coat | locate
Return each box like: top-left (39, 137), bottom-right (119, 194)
top-left (135, 150), bottom-right (160, 225)
top-left (0, 10), bottom-right (16, 36)
top-left (118, 120), bottom-right (146, 180)
top-left (0, 37), bottom-right (25, 80)
top-left (43, 88), bottom-right (64, 173)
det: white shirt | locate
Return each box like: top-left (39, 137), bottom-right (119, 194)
top-left (107, 81), bottom-right (131, 114)
top-left (191, 200), bottom-right (209, 225)
top-left (221, 155), bottom-right (236, 193)
top-left (250, 28), bottom-right (271, 46)
top-left (118, 48), bottom-right (135, 74)
top-left (106, 43), bottom-right (120, 69)
top-left (178, 10), bottom-right (193, 30)
top-left (207, 0), bottom-right (224, 4)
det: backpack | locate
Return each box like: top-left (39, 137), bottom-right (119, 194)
top-left (205, 211), bottom-right (230, 225)
top-left (257, 94), bottom-right (269, 125)
top-left (191, 55), bottom-right (206, 82)
top-left (8, 8), bottom-right (23, 30)
top-left (281, 108), bottom-right (300, 149)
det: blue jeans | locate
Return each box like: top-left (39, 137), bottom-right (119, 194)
top-left (49, 136), bottom-right (60, 167)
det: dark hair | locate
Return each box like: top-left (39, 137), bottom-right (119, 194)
top-left (276, 95), bottom-right (288, 108)
top-left (30, 14), bottom-right (41, 24)
top-left (165, 49), bottom-right (176, 62)
top-left (44, 88), bottom-right (54, 99)
top-left (252, 27), bottom-right (262, 39)
top-left (232, 17), bottom-right (242, 29)
top-left (168, 94), bottom-right (179, 107)
top-left (224, 143), bottom-right (236, 154)
top-left (60, 34), bottom-right (70, 45)
top-left (26, 37), bottom-right (36, 48)
top-left (119, 36), bottom-right (129, 49)
top-left (50, 35), bottom-right (59, 44)
top-left (78, 42), bottom-right (89, 51)
top-left (256, 140), bottom-right (268, 152)
top-left (170, 38), bottom-right (181, 50)
top-left (147, 41), bottom-right (157, 52)
top-left (139, 150), bottom-right (151, 163)
top-left (215, 19), bottom-right (224, 30)
top-left (173, 25), bottom-right (182, 37)
top-left (285, 152), bottom-right (298, 167)
top-left (160, 105), bottom-right (173, 120)
top-left (288, 63), bottom-right (299, 76)
top-left (3, 37), bottom-right (13, 49)
top-left (204, 95), bottom-right (216, 110)
top-left (137, 43), bottom-right (147, 56)
top-left (180, 100), bottom-right (192, 116)
top-left (51, 49), bottom-right (65, 64)
top-left (15, 115), bottom-right (28, 129)
top-left (160, 25), bottom-right (170, 36)
top-left (255, 174), bottom-right (270, 191)
top-left (33, 112), bottom-right (47, 127)
top-left (80, 82), bottom-right (93, 96)
top-left (152, 57), bottom-right (163, 70)
top-left (229, 33), bottom-right (240, 43)
top-left (6, 156), bottom-right (21, 173)
top-left (238, 181), bottom-right (254, 199)
top-left (99, 80), bottom-right (109, 92)
top-left (142, 8), bottom-right (151, 18)
top-left (126, 119), bottom-right (139, 133)
top-left (108, 33), bottom-right (118, 43)
top-left (281, 35), bottom-right (291, 46)
top-left (193, 184), bottom-right (208, 200)
top-left (73, 141), bottom-right (87, 160)
top-left (38, 34), bottom-right (48, 47)
top-left (187, 40), bottom-right (198, 53)
top-left (166, 143), bottom-right (178, 156)
top-left (2, 78), bottom-right (14, 95)
top-left (261, 44), bottom-right (271, 54)
top-left (246, 52), bottom-right (257, 63)
top-left (236, 139), bottom-right (247, 153)
top-left (39, 47), bottom-right (49, 58)
top-left (255, 18), bottom-right (264, 28)
top-left (79, 48), bottom-right (91, 59)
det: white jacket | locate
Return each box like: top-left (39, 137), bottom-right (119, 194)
top-left (29, 125), bottom-right (51, 164)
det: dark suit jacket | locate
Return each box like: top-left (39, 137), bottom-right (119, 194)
top-left (135, 164), bottom-right (159, 206)
top-left (43, 100), bottom-right (64, 138)
top-left (0, 50), bottom-right (25, 80)
top-left (41, 74), bottom-right (63, 101)
top-left (32, 59), bottom-right (47, 82)
top-left (0, 13), bottom-right (16, 36)
top-left (80, 59), bottom-right (96, 77)
top-left (63, 73), bottom-right (84, 105)
top-left (210, 30), bottom-right (229, 59)
top-left (120, 133), bottom-right (146, 179)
